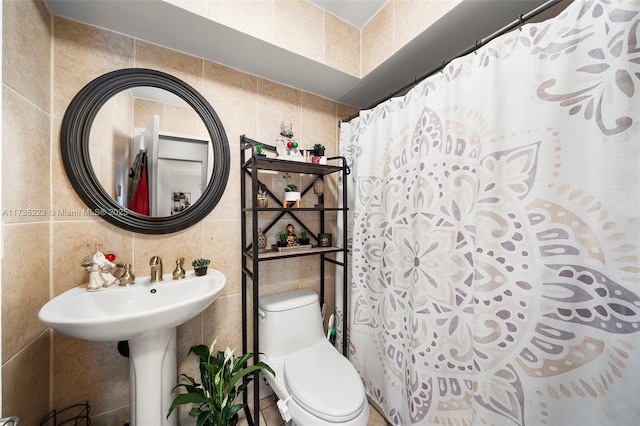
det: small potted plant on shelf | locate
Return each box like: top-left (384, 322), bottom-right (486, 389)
top-left (282, 172), bottom-right (300, 206)
top-left (192, 258), bottom-right (210, 276)
top-left (312, 144), bottom-right (325, 156)
top-left (255, 144), bottom-right (265, 157)
top-left (298, 229), bottom-right (310, 246)
top-left (276, 232), bottom-right (288, 248)
top-left (167, 339), bottom-right (275, 426)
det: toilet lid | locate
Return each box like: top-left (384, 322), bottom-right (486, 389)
top-left (284, 343), bottom-right (365, 423)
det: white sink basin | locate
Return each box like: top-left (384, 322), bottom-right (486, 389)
top-left (39, 270), bottom-right (226, 341)
top-left (38, 269), bottom-right (226, 426)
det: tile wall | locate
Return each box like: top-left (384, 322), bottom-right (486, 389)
top-left (2, 0), bottom-right (357, 424)
top-left (167, 0), bottom-right (461, 78)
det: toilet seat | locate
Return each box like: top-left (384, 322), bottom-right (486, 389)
top-left (284, 343), bottom-right (365, 423)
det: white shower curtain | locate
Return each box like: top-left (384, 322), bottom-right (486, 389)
top-left (339, 1), bottom-right (640, 425)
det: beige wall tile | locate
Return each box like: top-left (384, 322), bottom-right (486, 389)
top-left (53, 17), bottom-right (134, 119)
top-left (134, 98), bottom-right (164, 129)
top-left (2, 223), bottom-right (50, 361)
top-left (203, 218), bottom-right (242, 296)
top-left (134, 40), bottom-right (204, 93)
top-left (274, 0), bottom-right (323, 63)
top-left (51, 221), bottom-right (133, 295)
top-left (324, 12), bottom-right (360, 77)
top-left (203, 61), bottom-right (257, 220)
top-left (362, 1), bottom-right (394, 76)
top-left (2, 0), bottom-right (51, 112)
top-left (257, 78), bottom-right (301, 143)
top-left (2, 87), bottom-right (50, 223)
top-left (2, 332), bottom-right (50, 425)
top-left (300, 91), bottom-right (336, 155)
top-left (394, 0), bottom-right (458, 51)
top-left (52, 332), bottom-right (129, 417)
top-left (51, 114), bottom-right (96, 221)
top-left (206, 140), bottom-right (241, 221)
top-left (207, 0), bottom-right (274, 43)
top-left (203, 61), bottom-right (258, 146)
top-left (132, 223), bottom-right (203, 278)
top-left (202, 293), bottom-right (243, 355)
top-left (338, 102), bottom-right (360, 122)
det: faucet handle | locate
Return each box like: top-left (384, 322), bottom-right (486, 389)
top-left (118, 264), bottom-right (136, 286)
top-left (173, 257), bottom-right (186, 280)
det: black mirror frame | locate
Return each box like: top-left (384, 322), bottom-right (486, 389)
top-left (60, 68), bottom-right (230, 234)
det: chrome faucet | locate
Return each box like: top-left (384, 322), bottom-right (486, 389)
top-left (150, 256), bottom-right (163, 282)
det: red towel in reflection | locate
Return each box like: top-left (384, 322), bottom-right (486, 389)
top-left (130, 153), bottom-right (149, 215)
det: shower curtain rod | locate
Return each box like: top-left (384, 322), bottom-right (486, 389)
top-left (341, 0), bottom-right (563, 124)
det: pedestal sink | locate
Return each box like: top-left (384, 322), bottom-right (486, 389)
top-left (38, 270), bottom-right (226, 426)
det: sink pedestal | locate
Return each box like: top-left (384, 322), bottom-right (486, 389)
top-left (128, 328), bottom-right (177, 426)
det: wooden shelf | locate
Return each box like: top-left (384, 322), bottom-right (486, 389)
top-left (243, 207), bottom-right (346, 212)
top-left (243, 156), bottom-right (342, 175)
top-left (245, 246), bottom-right (342, 260)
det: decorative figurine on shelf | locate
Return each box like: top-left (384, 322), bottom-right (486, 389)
top-left (257, 228), bottom-right (268, 252)
top-left (275, 119), bottom-right (305, 162)
top-left (286, 223), bottom-right (299, 246)
top-left (81, 244), bottom-right (120, 291)
top-left (257, 183), bottom-right (269, 208)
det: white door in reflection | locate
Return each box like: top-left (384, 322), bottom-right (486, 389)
top-left (156, 135), bottom-right (209, 217)
top-left (158, 158), bottom-right (204, 216)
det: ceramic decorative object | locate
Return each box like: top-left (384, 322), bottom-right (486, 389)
top-left (275, 119), bottom-right (304, 161)
top-left (257, 228), bottom-right (267, 253)
top-left (257, 197), bottom-right (268, 208)
top-left (318, 233), bottom-right (332, 247)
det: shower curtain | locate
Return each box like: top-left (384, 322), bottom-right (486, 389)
top-left (339, 1), bottom-right (640, 425)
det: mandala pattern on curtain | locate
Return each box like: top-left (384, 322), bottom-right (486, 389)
top-left (340, 1), bottom-right (640, 425)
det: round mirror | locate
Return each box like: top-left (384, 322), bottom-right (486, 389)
top-left (61, 68), bottom-right (230, 234)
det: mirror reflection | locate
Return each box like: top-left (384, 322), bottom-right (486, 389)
top-left (89, 87), bottom-right (213, 217)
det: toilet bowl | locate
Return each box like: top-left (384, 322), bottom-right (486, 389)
top-left (258, 289), bottom-right (369, 425)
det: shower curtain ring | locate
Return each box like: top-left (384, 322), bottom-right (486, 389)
top-left (474, 40), bottom-right (480, 53)
top-left (519, 14), bottom-right (525, 30)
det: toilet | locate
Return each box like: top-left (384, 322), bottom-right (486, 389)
top-left (258, 289), bottom-right (369, 425)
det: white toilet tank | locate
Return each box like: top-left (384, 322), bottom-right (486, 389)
top-left (258, 289), bottom-right (326, 359)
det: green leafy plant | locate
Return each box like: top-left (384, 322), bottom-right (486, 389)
top-left (298, 229), bottom-right (310, 245)
top-left (168, 340), bottom-right (275, 426)
top-left (282, 173), bottom-right (299, 192)
top-left (313, 143), bottom-right (325, 156)
top-left (277, 232), bottom-right (287, 243)
top-left (255, 144), bottom-right (264, 155)
top-left (192, 258), bottom-right (211, 269)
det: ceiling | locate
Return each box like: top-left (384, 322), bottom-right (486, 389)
top-left (308, 0), bottom-right (387, 28)
top-left (43, 0), bottom-right (566, 110)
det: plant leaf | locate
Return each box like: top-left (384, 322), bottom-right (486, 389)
top-left (228, 362), bottom-right (275, 390)
top-left (167, 392), bottom-right (208, 417)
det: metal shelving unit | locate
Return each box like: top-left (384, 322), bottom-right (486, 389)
top-left (239, 135), bottom-right (349, 426)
